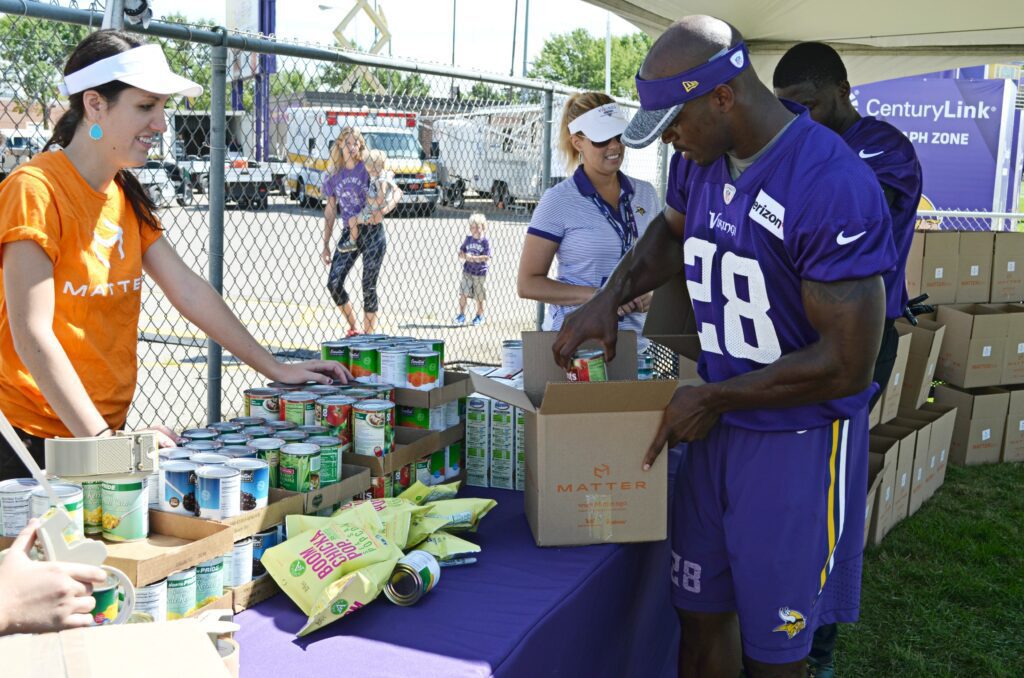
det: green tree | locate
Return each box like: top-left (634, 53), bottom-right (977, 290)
top-left (527, 29), bottom-right (652, 99)
top-left (155, 13), bottom-right (217, 110)
top-left (321, 61), bottom-right (431, 97)
top-left (0, 16), bottom-right (88, 129)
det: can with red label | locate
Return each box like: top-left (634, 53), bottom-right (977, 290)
top-left (392, 463), bottom-right (412, 495)
top-left (280, 391), bottom-right (317, 425)
top-left (368, 474), bottom-right (393, 499)
top-left (566, 349), bottom-right (608, 383)
top-left (316, 395), bottom-right (355, 445)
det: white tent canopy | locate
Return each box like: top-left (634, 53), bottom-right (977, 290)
top-left (583, 1), bottom-right (1024, 86)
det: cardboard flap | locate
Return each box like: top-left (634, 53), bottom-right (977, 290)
top-left (521, 331), bottom-right (638, 403)
top-left (469, 370), bottom-right (538, 412)
top-left (642, 271), bottom-right (696, 336)
top-left (538, 379), bottom-right (678, 415)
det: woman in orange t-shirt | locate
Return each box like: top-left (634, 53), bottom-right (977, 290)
top-left (0, 30), bottom-right (350, 481)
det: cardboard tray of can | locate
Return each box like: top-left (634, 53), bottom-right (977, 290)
top-left (281, 463), bottom-right (372, 515)
top-left (230, 574), bottom-right (280, 613)
top-left (209, 489), bottom-right (305, 540)
top-left (393, 371), bottom-right (471, 408)
top-left (0, 510), bottom-right (235, 588)
top-left (342, 423), bottom-right (465, 477)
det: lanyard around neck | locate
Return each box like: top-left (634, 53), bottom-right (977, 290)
top-left (586, 189), bottom-right (638, 257)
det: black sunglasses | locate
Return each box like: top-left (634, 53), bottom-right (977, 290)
top-left (578, 133), bottom-right (622, 148)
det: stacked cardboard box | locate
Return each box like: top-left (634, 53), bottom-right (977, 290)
top-left (905, 230), bottom-right (1024, 305)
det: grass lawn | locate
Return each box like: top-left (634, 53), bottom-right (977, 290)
top-left (836, 462), bottom-right (1024, 676)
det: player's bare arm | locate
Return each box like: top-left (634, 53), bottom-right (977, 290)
top-left (643, 274), bottom-right (884, 469)
top-left (552, 206), bottom-right (686, 368)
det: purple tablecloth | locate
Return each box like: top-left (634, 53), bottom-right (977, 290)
top-left (235, 452), bottom-right (683, 678)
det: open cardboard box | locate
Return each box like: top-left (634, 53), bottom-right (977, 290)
top-left (896, 404), bottom-right (957, 499)
top-left (935, 304), bottom-right (1008, 389)
top-left (393, 371), bottom-right (471, 408)
top-left (955, 231), bottom-right (995, 303)
top-left (342, 423), bottom-right (464, 477)
top-left (868, 437), bottom-right (899, 545)
top-left (991, 232), bottom-right (1024, 302)
top-left (470, 331), bottom-right (676, 547)
top-left (933, 385), bottom-right (1010, 466)
top-left (879, 330), bottom-right (913, 423)
top-left (0, 619), bottom-right (230, 678)
top-left (895, 318), bottom-right (945, 411)
top-left (905, 231), bottom-right (960, 304)
top-left (1002, 387), bottom-right (1024, 463)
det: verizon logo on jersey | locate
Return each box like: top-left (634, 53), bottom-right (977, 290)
top-left (749, 189), bottom-right (785, 240)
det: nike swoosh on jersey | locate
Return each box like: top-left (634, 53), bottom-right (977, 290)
top-left (836, 230), bottom-right (867, 245)
top-left (858, 149), bottom-right (884, 159)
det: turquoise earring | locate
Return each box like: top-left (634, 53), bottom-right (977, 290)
top-left (88, 123), bottom-right (103, 141)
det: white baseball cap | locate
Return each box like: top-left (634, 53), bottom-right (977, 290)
top-left (59, 44), bottom-right (203, 98)
top-left (568, 103), bottom-right (628, 143)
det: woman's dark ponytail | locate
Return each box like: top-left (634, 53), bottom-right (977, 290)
top-left (49, 29), bottom-right (160, 231)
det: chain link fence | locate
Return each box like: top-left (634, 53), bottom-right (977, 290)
top-left (0, 2), bottom-right (668, 431)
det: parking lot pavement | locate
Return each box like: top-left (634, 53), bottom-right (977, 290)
top-left (133, 194), bottom-right (540, 429)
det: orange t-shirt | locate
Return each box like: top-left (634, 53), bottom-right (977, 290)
top-left (0, 149), bottom-right (162, 438)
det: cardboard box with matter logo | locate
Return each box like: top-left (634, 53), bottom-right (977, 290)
top-left (867, 437), bottom-right (899, 545)
top-left (933, 384), bottom-right (1010, 465)
top-left (469, 331), bottom-right (676, 547)
top-left (905, 231), bottom-right (960, 304)
top-left (935, 304), bottom-right (1008, 389)
top-left (1000, 386), bottom-right (1024, 463)
top-left (955, 231), bottom-right (995, 303)
top-left (895, 318), bottom-right (945, 410)
top-left (990, 232), bottom-right (1024, 302)
top-left (896, 404), bottom-right (957, 499)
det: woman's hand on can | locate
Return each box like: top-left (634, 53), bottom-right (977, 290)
top-left (271, 360), bottom-right (352, 386)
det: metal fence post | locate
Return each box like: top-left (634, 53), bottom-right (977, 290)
top-left (207, 33), bottom-right (228, 424)
top-left (657, 141), bottom-right (669, 205)
top-left (537, 88), bottom-right (554, 331)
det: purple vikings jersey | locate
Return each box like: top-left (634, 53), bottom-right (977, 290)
top-left (667, 102), bottom-right (897, 431)
top-left (842, 116), bottom-right (923, 320)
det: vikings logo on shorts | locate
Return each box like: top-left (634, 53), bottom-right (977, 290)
top-left (772, 607), bottom-right (806, 639)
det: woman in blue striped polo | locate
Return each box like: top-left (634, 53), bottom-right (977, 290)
top-left (517, 92), bottom-right (659, 351)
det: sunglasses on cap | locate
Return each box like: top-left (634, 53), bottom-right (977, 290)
top-left (578, 133), bottom-right (622, 148)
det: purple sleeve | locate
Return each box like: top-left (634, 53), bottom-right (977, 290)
top-left (459, 236), bottom-right (470, 253)
top-left (665, 152), bottom-right (690, 215)
top-left (526, 187), bottom-right (566, 243)
top-left (786, 168), bottom-right (898, 283)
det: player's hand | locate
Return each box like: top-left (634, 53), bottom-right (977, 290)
top-left (320, 245), bottom-right (333, 266)
top-left (0, 519), bottom-right (107, 635)
top-left (616, 293), bottom-right (652, 318)
top-left (552, 291), bottom-right (621, 369)
top-left (270, 360), bottom-right (352, 386)
top-left (643, 385), bottom-right (720, 470)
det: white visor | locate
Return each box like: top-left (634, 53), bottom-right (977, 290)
top-left (567, 103), bottom-right (628, 142)
top-left (59, 44), bottom-right (203, 98)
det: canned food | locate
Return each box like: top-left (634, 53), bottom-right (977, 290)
top-left (249, 437), bottom-right (285, 489)
top-left (348, 344), bottom-right (380, 381)
top-left (159, 447), bottom-right (194, 462)
top-left (30, 482), bottom-right (84, 537)
top-left (197, 466), bottom-right (241, 520)
top-left (384, 551), bottom-right (441, 606)
top-left (392, 463), bottom-right (412, 495)
top-left (353, 400), bottom-right (395, 457)
top-left (244, 388), bottom-right (281, 421)
top-left (182, 439), bottom-right (225, 452)
top-left (216, 433), bottom-right (252, 446)
top-left (196, 556), bottom-right (225, 608)
top-left (370, 384), bottom-right (395, 403)
top-left (406, 351), bottom-right (440, 390)
top-left (166, 568), bottom-right (197, 620)
top-left (447, 441), bottom-right (464, 480)
top-left (221, 446), bottom-right (257, 459)
top-left (225, 458), bottom-right (270, 511)
top-left (100, 474), bottom-right (149, 542)
top-left (305, 436), bottom-right (342, 487)
top-left (208, 421), bottom-right (243, 434)
top-left (229, 416), bottom-right (267, 427)
top-left (316, 395), bottom-right (355, 444)
top-left (415, 457), bottom-right (432, 486)
top-left (501, 339), bottom-right (524, 375)
top-left (368, 474), bottom-right (392, 499)
top-left (188, 452), bottom-right (230, 466)
top-left (265, 420), bottom-right (297, 433)
top-left (321, 340), bottom-right (350, 365)
top-left (280, 391), bottom-right (318, 426)
top-left (296, 424), bottom-right (329, 437)
top-left (80, 479), bottom-right (102, 535)
top-left (343, 388), bottom-right (378, 402)
top-left (179, 428), bottom-right (219, 442)
top-left (265, 381), bottom-right (311, 392)
top-left (277, 430), bottom-right (309, 444)
top-left (307, 385), bottom-right (341, 398)
top-left (278, 443), bottom-right (321, 493)
top-left (135, 578), bottom-right (167, 623)
top-left (147, 470), bottom-right (159, 507)
top-left (567, 349), bottom-right (607, 382)
top-left (378, 348), bottom-right (408, 388)
top-left (251, 527), bottom-right (280, 579)
top-left (0, 478), bottom-right (37, 537)
top-left (397, 405), bottom-right (445, 431)
top-left (223, 538), bottom-right (254, 587)
top-left (160, 460), bottom-right (199, 516)
top-left (241, 426), bottom-right (274, 439)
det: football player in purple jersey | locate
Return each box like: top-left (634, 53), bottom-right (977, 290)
top-left (553, 16), bottom-right (897, 678)
top-left (773, 42), bottom-right (924, 678)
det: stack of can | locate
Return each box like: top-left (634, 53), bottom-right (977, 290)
top-left (320, 334), bottom-right (445, 391)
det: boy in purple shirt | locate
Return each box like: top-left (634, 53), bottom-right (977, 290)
top-left (774, 42), bottom-right (924, 677)
top-left (455, 213), bottom-right (491, 326)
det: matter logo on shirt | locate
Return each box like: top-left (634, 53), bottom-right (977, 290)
top-left (748, 189), bottom-right (785, 240)
top-left (91, 218), bottom-right (125, 269)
